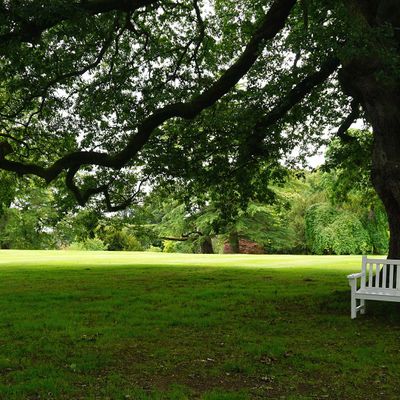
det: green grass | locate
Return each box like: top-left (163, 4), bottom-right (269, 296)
top-left (0, 251), bottom-right (399, 399)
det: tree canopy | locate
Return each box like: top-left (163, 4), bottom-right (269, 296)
top-left (0, 0), bottom-right (399, 255)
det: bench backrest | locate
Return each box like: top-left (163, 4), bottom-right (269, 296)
top-left (362, 256), bottom-right (400, 290)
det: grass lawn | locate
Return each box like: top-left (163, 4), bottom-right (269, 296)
top-left (0, 251), bottom-right (399, 399)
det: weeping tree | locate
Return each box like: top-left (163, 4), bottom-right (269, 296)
top-left (0, 0), bottom-right (399, 256)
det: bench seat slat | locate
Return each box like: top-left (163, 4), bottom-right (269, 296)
top-left (357, 288), bottom-right (400, 296)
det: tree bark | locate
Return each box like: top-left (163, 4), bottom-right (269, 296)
top-left (228, 231), bottom-right (240, 254)
top-left (340, 64), bottom-right (400, 258)
top-left (200, 236), bottom-right (214, 254)
top-left (339, 0), bottom-right (400, 258)
top-left (372, 131), bottom-right (400, 259)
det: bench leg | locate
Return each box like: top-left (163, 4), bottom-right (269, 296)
top-left (360, 299), bottom-right (366, 315)
top-left (351, 295), bottom-right (357, 319)
top-left (350, 281), bottom-right (357, 319)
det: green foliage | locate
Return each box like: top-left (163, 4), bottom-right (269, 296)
top-left (68, 209), bottom-right (102, 241)
top-left (145, 246), bottom-right (162, 253)
top-left (362, 203), bottom-right (389, 254)
top-left (131, 224), bottom-right (160, 250)
top-left (162, 240), bottom-right (178, 253)
top-left (329, 213), bottom-right (371, 254)
top-left (320, 130), bottom-right (389, 254)
top-left (162, 239), bottom-right (193, 254)
top-left (98, 226), bottom-right (143, 251)
top-left (0, 0), bottom-right (398, 260)
top-left (305, 203), bottom-right (372, 255)
top-left (323, 129), bottom-right (374, 203)
top-left (273, 173), bottom-right (327, 254)
top-left (0, 171), bottom-right (16, 216)
top-left (0, 133), bottom-right (389, 255)
top-left (144, 97), bottom-right (288, 226)
top-left (141, 164), bottom-right (388, 256)
top-left (0, 208), bottom-right (52, 249)
top-left (235, 202), bottom-right (288, 253)
top-left (0, 184), bottom-right (59, 249)
top-left (68, 237), bottom-right (107, 251)
top-left (305, 203), bottom-right (337, 254)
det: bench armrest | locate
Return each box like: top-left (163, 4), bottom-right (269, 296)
top-left (347, 272), bottom-right (364, 280)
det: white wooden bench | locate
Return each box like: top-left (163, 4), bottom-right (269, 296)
top-left (347, 255), bottom-right (400, 319)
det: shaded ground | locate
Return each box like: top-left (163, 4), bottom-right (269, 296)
top-left (0, 251), bottom-right (399, 399)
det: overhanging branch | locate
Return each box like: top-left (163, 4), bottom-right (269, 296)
top-left (0, 0), bottom-right (297, 206)
top-left (241, 56), bottom-right (340, 160)
top-left (0, 0), bottom-right (159, 45)
top-left (259, 57), bottom-right (340, 128)
top-left (336, 99), bottom-right (360, 143)
top-left (160, 230), bottom-right (203, 242)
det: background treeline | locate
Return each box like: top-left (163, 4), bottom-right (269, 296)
top-left (149, 169), bottom-right (388, 255)
top-left (0, 130), bottom-right (386, 255)
top-left (0, 164), bottom-right (388, 255)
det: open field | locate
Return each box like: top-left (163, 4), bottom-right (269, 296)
top-left (0, 251), bottom-right (399, 399)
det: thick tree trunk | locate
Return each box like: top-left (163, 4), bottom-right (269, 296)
top-left (372, 138), bottom-right (400, 259)
top-left (339, 1), bottom-right (400, 258)
top-left (362, 82), bottom-right (400, 259)
top-left (339, 74), bottom-right (400, 290)
top-left (340, 66), bottom-right (400, 258)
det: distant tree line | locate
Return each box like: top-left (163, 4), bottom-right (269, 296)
top-left (0, 130), bottom-right (388, 255)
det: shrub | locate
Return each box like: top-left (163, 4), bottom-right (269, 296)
top-left (362, 203), bottom-right (389, 254)
top-left (163, 240), bottom-right (178, 253)
top-left (67, 237), bottom-right (107, 251)
top-left (83, 238), bottom-right (108, 251)
top-left (100, 228), bottom-right (143, 251)
top-left (305, 203), bottom-right (338, 254)
top-left (67, 242), bottom-right (85, 250)
top-left (145, 246), bottom-right (162, 252)
top-left (162, 239), bottom-right (193, 253)
top-left (305, 203), bottom-right (372, 255)
top-left (329, 212), bottom-right (371, 254)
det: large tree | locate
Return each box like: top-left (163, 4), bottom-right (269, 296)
top-left (0, 1), bottom-right (399, 256)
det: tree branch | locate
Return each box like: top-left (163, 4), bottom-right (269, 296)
top-left (0, 0), bottom-right (159, 45)
top-left (240, 56), bottom-right (340, 160)
top-left (65, 167), bottom-right (108, 206)
top-left (336, 99), bottom-right (360, 143)
top-left (160, 230), bottom-right (203, 242)
top-left (260, 57), bottom-right (340, 128)
top-left (103, 177), bottom-right (148, 211)
top-left (0, 0), bottom-right (297, 206)
top-left (159, 236), bottom-right (188, 242)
